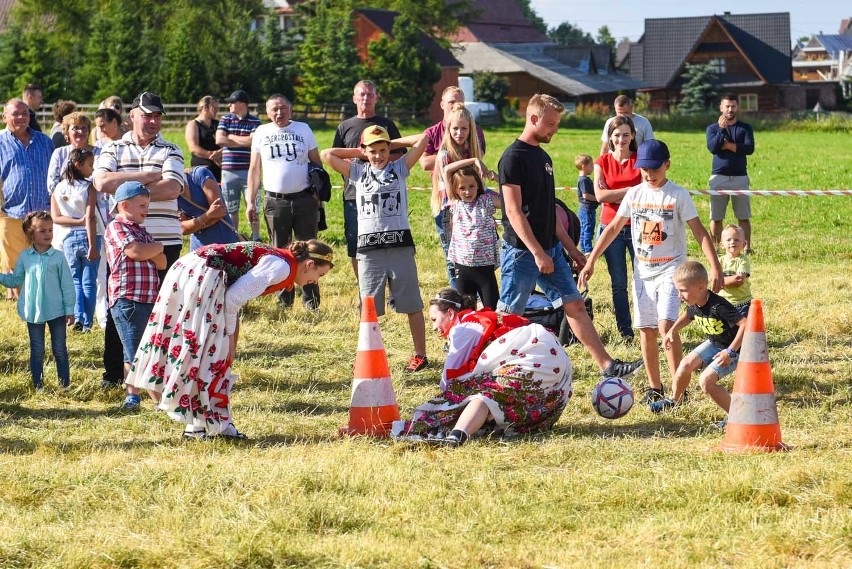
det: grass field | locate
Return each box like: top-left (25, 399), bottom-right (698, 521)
top-left (0, 125), bottom-right (850, 568)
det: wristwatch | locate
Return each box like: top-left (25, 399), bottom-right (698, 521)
top-left (726, 348), bottom-right (737, 358)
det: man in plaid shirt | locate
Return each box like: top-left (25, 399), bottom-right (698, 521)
top-left (104, 181), bottom-right (166, 410)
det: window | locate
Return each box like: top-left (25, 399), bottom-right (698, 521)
top-left (740, 93), bottom-right (758, 112)
top-left (708, 58), bottom-right (726, 74)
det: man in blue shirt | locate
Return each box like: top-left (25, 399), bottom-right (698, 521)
top-left (706, 93), bottom-right (755, 250)
top-left (0, 98), bottom-right (53, 299)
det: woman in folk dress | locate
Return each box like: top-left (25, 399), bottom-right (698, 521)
top-left (126, 239), bottom-right (334, 439)
top-left (393, 288), bottom-right (573, 446)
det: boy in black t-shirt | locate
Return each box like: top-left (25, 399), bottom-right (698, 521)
top-left (651, 260), bottom-right (746, 422)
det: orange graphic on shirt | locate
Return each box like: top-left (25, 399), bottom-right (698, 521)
top-left (641, 221), bottom-right (663, 245)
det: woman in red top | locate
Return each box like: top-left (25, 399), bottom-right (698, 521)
top-left (392, 288), bottom-right (573, 446)
top-left (126, 239), bottom-right (334, 440)
top-left (593, 116), bottom-right (640, 340)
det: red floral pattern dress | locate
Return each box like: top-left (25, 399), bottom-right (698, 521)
top-left (393, 322), bottom-right (573, 438)
top-left (126, 242), bottom-right (296, 435)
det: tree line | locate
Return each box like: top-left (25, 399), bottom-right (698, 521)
top-left (0, 0), bottom-right (475, 112)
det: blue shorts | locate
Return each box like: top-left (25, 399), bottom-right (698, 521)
top-left (496, 241), bottom-right (583, 315)
top-left (692, 340), bottom-right (739, 379)
top-left (110, 298), bottom-right (154, 363)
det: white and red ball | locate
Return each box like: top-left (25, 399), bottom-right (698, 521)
top-left (592, 377), bottom-right (634, 419)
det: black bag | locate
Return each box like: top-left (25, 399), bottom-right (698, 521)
top-left (523, 292), bottom-right (593, 347)
top-left (308, 162), bottom-right (331, 202)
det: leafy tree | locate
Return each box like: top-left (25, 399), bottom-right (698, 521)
top-left (596, 26), bottom-right (616, 52)
top-left (365, 14), bottom-right (442, 113)
top-left (161, 2), bottom-right (216, 103)
top-left (678, 63), bottom-right (719, 114)
top-left (515, 0), bottom-right (547, 35)
top-left (256, 11), bottom-right (294, 99)
top-left (549, 22), bottom-right (594, 45)
top-left (295, 3), bottom-right (363, 105)
top-left (472, 71), bottom-right (509, 114)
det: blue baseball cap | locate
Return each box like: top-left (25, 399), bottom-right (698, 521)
top-left (634, 139), bottom-right (670, 169)
top-left (110, 181), bottom-right (150, 214)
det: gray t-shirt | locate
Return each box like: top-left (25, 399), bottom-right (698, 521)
top-left (601, 113), bottom-right (654, 147)
top-left (349, 157), bottom-right (414, 253)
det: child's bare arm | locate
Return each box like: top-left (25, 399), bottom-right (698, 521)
top-left (723, 273), bottom-right (746, 288)
top-left (398, 134), bottom-right (427, 170)
top-left (688, 217), bottom-right (723, 291)
top-left (712, 317), bottom-right (747, 366)
top-left (663, 313), bottom-right (691, 350)
top-left (320, 148), bottom-right (359, 177)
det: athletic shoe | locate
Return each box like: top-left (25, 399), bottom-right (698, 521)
top-left (649, 398), bottom-right (678, 414)
top-left (713, 418), bottom-right (728, 430)
top-left (206, 424), bottom-right (247, 441)
top-left (121, 394), bottom-right (142, 410)
top-left (641, 386), bottom-right (665, 404)
top-left (405, 355), bottom-right (429, 373)
top-left (100, 378), bottom-right (123, 390)
top-left (71, 321), bottom-right (84, 332)
top-left (602, 358), bottom-right (644, 378)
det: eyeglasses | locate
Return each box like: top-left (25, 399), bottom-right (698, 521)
top-left (70, 126), bottom-right (90, 133)
top-left (7, 112), bottom-right (28, 119)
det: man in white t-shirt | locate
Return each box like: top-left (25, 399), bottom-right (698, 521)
top-left (599, 95), bottom-right (654, 156)
top-left (246, 94), bottom-right (322, 308)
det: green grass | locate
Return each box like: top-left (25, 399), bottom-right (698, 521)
top-left (0, 128), bottom-right (850, 568)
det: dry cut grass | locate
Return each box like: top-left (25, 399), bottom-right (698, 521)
top-left (0, 129), bottom-right (850, 568)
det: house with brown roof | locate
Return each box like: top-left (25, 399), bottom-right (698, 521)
top-left (629, 11), bottom-right (834, 112)
top-left (448, 0), bottom-right (548, 43)
top-left (352, 8), bottom-right (462, 123)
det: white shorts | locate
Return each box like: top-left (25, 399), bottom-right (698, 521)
top-left (632, 270), bottom-right (680, 328)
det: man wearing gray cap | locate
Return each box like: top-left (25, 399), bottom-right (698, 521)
top-left (216, 89), bottom-right (262, 240)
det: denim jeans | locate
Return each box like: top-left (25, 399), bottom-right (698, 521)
top-left (496, 241), bottom-right (583, 315)
top-left (221, 169), bottom-right (258, 238)
top-left (110, 298), bottom-right (154, 363)
top-left (434, 208), bottom-right (457, 289)
top-left (27, 316), bottom-right (70, 388)
top-left (577, 200), bottom-right (598, 253)
top-left (599, 223), bottom-right (635, 337)
top-left (63, 231), bottom-right (101, 328)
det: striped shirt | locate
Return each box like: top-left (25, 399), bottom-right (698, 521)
top-left (94, 131), bottom-right (186, 246)
top-left (217, 113), bottom-right (261, 171)
top-left (0, 128), bottom-right (53, 219)
top-left (104, 217), bottom-right (159, 306)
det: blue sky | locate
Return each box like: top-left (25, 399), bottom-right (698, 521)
top-left (529, 0), bottom-right (850, 43)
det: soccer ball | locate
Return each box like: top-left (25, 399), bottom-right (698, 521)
top-left (592, 377), bottom-right (634, 419)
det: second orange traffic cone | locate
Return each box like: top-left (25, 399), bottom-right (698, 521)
top-left (340, 296), bottom-right (400, 437)
top-left (718, 300), bottom-right (787, 452)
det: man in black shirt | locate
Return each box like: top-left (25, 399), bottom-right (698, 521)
top-left (496, 93), bottom-right (641, 379)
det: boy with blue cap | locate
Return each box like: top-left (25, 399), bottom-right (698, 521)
top-left (579, 140), bottom-right (723, 404)
top-left (103, 181), bottom-right (166, 409)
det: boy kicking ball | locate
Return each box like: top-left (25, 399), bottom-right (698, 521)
top-left (651, 261), bottom-right (747, 426)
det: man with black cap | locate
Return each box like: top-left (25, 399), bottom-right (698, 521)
top-left (216, 89), bottom-right (262, 240)
top-left (93, 91), bottom-right (186, 398)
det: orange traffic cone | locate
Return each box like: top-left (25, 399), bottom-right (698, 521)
top-left (718, 300), bottom-right (787, 452)
top-left (340, 296), bottom-right (400, 437)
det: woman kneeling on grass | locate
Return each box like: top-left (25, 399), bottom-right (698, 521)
top-left (392, 288), bottom-right (573, 446)
top-left (126, 240), bottom-right (334, 440)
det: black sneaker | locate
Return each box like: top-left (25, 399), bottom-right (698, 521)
top-left (602, 358), bottom-right (644, 378)
top-left (641, 386), bottom-right (665, 404)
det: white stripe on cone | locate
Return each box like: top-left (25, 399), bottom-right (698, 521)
top-left (728, 393), bottom-right (779, 425)
top-left (739, 331), bottom-right (768, 363)
top-left (350, 377), bottom-right (395, 407)
top-left (357, 322), bottom-right (386, 352)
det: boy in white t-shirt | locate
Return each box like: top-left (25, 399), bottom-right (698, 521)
top-left (578, 140), bottom-right (723, 403)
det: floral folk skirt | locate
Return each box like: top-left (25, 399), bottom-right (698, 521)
top-left (126, 253), bottom-right (236, 435)
top-left (393, 323), bottom-right (573, 438)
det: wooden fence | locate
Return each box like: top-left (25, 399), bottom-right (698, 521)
top-left (36, 102), bottom-right (432, 128)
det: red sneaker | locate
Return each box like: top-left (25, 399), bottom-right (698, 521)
top-left (405, 354), bottom-right (429, 373)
